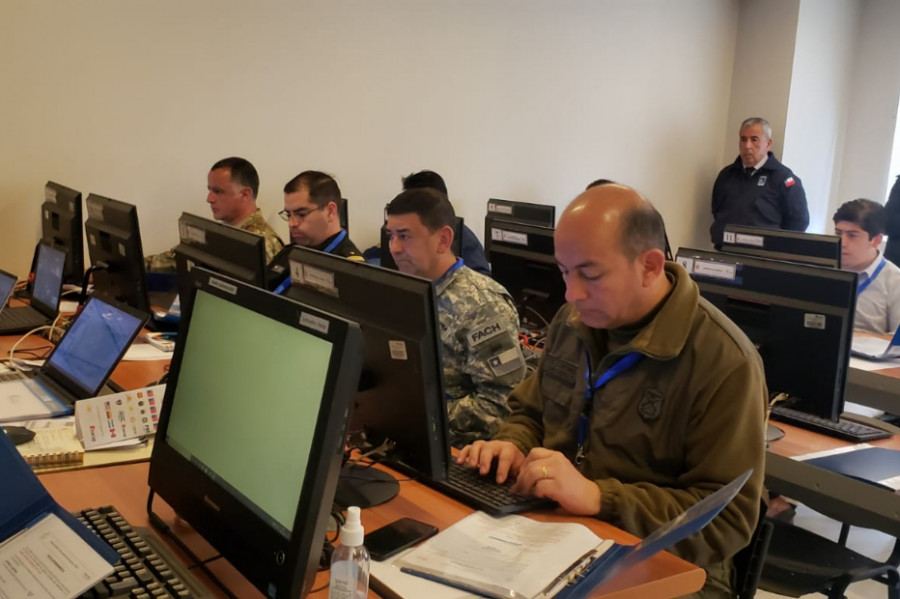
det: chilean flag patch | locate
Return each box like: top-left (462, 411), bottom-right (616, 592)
top-left (785, 177), bottom-right (796, 188)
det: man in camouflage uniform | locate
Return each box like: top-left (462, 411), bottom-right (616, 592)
top-left (146, 157), bottom-right (284, 271)
top-left (385, 188), bottom-right (526, 447)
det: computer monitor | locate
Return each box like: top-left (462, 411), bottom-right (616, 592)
top-left (149, 267), bottom-right (362, 599)
top-left (720, 224), bottom-right (842, 268)
top-left (485, 217), bottom-right (566, 330)
top-left (675, 247), bottom-right (856, 420)
top-left (84, 194), bottom-right (151, 313)
top-left (41, 181), bottom-right (84, 286)
top-left (173, 212), bottom-right (267, 316)
top-left (380, 215), bottom-right (464, 270)
top-left (284, 247), bottom-right (448, 497)
top-left (486, 198), bottom-right (555, 228)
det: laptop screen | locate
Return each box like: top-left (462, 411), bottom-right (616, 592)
top-left (0, 271), bottom-right (16, 308)
top-left (45, 297), bottom-right (145, 396)
top-left (32, 244), bottom-right (66, 310)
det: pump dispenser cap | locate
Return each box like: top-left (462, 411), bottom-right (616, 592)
top-left (341, 506), bottom-right (365, 547)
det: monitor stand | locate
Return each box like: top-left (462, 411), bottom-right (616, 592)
top-left (766, 422), bottom-right (785, 443)
top-left (333, 464), bottom-right (399, 509)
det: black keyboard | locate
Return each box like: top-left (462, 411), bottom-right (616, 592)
top-left (426, 461), bottom-right (555, 515)
top-left (770, 405), bottom-right (892, 443)
top-left (0, 305), bottom-right (51, 333)
top-left (75, 505), bottom-right (212, 598)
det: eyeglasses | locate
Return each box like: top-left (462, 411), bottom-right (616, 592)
top-left (278, 206), bottom-right (325, 222)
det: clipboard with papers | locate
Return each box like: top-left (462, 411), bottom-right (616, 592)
top-left (850, 327), bottom-right (900, 361)
top-left (377, 469), bottom-right (752, 599)
top-left (0, 424), bottom-right (118, 598)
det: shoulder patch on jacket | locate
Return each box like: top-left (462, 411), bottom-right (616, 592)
top-left (543, 354), bottom-right (578, 385)
top-left (784, 176), bottom-right (795, 188)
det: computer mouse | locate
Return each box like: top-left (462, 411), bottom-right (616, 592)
top-left (2, 425), bottom-right (36, 445)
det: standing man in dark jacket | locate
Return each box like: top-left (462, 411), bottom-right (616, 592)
top-left (883, 175), bottom-right (900, 265)
top-left (710, 117), bottom-right (809, 246)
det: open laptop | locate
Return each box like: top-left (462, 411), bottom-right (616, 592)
top-left (0, 295), bottom-right (148, 423)
top-left (0, 269), bottom-right (17, 313)
top-left (0, 244), bottom-right (66, 335)
top-left (850, 327), bottom-right (900, 361)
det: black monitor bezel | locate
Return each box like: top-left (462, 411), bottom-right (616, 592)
top-left (173, 212), bottom-right (267, 315)
top-left (484, 217), bottom-right (565, 330)
top-left (84, 193), bottom-right (151, 314)
top-left (485, 198), bottom-right (556, 229)
top-left (148, 267), bottom-right (362, 598)
top-left (676, 247), bottom-right (856, 421)
top-left (284, 245), bottom-right (450, 481)
top-left (41, 181), bottom-right (84, 286)
top-left (720, 224), bottom-right (842, 268)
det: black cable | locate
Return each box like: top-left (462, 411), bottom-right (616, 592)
top-left (80, 263), bottom-right (109, 306)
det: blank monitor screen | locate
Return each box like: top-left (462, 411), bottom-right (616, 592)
top-left (41, 181), bottom-right (84, 286)
top-left (150, 268), bottom-right (362, 598)
top-left (676, 247), bottom-right (856, 420)
top-left (720, 224), bottom-right (841, 268)
top-left (485, 217), bottom-right (565, 330)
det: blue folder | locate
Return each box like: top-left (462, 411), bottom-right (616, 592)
top-left (0, 428), bottom-right (119, 565)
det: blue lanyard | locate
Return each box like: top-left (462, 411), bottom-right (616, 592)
top-left (436, 258), bottom-right (464, 284)
top-left (576, 351), bottom-right (643, 464)
top-left (858, 258), bottom-right (886, 295)
top-left (323, 229), bottom-right (347, 254)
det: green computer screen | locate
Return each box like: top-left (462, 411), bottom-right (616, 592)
top-left (165, 290), bottom-right (333, 536)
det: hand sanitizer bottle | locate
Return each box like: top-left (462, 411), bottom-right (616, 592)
top-left (329, 506), bottom-right (369, 599)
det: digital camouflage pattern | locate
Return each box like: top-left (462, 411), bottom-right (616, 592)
top-left (436, 265), bottom-right (526, 447)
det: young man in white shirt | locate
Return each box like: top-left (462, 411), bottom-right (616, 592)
top-left (834, 198), bottom-right (900, 334)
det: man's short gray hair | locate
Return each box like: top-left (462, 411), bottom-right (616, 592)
top-left (740, 117), bottom-right (772, 140)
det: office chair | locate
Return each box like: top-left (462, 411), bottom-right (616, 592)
top-left (733, 499), bottom-right (773, 599)
top-left (761, 453), bottom-right (900, 598)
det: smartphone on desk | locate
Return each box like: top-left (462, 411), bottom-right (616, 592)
top-left (365, 517), bottom-right (439, 561)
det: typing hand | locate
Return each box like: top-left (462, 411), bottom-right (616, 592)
top-left (456, 440), bottom-right (525, 484)
top-left (510, 448), bottom-right (601, 516)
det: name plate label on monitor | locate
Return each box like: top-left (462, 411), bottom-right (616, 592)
top-left (45, 187), bottom-right (57, 202)
top-left (491, 228), bottom-right (528, 246)
top-left (290, 260), bottom-right (338, 296)
top-left (488, 202), bottom-right (513, 215)
top-left (87, 203), bottom-right (104, 222)
top-left (676, 257), bottom-right (737, 281)
top-left (804, 313), bottom-right (826, 330)
top-left (734, 233), bottom-right (765, 247)
top-left (179, 224), bottom-right (207, 245)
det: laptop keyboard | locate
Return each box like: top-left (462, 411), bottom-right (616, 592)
top-left (426, 461), bottom-right (555, 515)
top-left (75, 505), bottom-right (213, 598)
top-left (0, 306), bottom-right (49, 331)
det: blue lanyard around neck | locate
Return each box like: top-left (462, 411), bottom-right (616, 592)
top-left (323, 229), bottom-right (347, 254)
top-left (576, 351), bottom-right (643, 465)
top-left (858, 257), bottom-right (886, 295)
top-left (435, 258), bottom-right (464, 284)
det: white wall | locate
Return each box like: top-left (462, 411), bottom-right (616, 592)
top-left (0, 1), bottom-right (739, 275)
top-left (782, 0), bottom-right (860, 234)
top-left (834, 0), bottom-right (900, 212)
top-left (723, 0), bottom-right (800, 164)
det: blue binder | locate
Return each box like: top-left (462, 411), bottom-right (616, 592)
top-left (0, 427), bottom-right (119, 565)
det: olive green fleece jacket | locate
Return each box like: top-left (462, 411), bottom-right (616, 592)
top-left (495, 262), bottom-right (767, 596)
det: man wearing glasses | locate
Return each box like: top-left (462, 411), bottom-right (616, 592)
top-left (279, 171), bottom-right (364, 261)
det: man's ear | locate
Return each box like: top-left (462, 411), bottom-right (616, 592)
top-left (436, 224), bottom-right (455, 254)
top-left (325, 200), bottom-right (339, 222)
top-left (639, 248), bottom-right (666, 287)
top-left (872, 233), bottom-right (885, 248)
